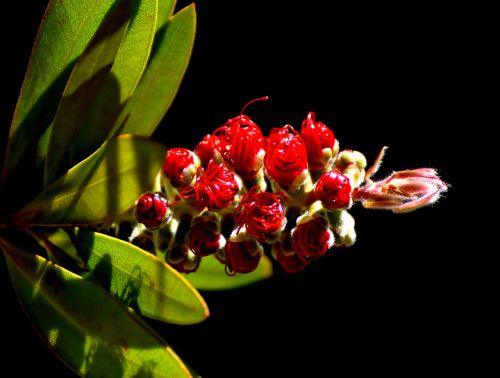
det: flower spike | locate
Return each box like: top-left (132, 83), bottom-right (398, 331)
top-left (134, 103), bottom-right (447, 275)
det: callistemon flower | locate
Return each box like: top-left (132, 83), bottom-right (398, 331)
top-left (131, 106), bottom-right (446, 276)
top-left (163, 148), bottom-right (197, 189)
top-left (224, 230), bottom-right (263, 275)
top-left (291, 214), bottom-right (334, 258)
top-left (214, 115), bottom-right (265, 181)
top-left (181, 160), bottom-right (239, 210)
top-left (194, 134), bottom-right (222, 168)
top-left (314, 169), bottom-right (352, 210)
top-left (300, 112), bottom-right (337, 172)
top-left (264, 125), bottom-right (308, 191)
top-left (352, 168), bottom-right (447, 213)
top-left (135, 192), bottom-right (171, 229)
top-left (273, 232), bottom-right (310, 273)
top-left (234, 187), bottom-right (285, 243)
top-left (187, 211), bottom-right (225, 257)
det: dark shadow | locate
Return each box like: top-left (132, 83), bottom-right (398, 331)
top-left (71, 227), bottom-right (95, 264)
top-left (69, 0), bottom-right (144, 167)
top-left (128, 0), bottom-right (142, 33)
top-left (89, 253), bottom-right (113, 292)
top-left (69, 77), bottom-right (127, 166)
top-left (2, 0), bottom-right (130, 213)
top-left (1, 64), bottom-right (75, 213)
top-left (130, 134), bottom-right (161, 203)
top-left (40, 232), bottom-right (88, 273)
top-left (6, 240), bottom-right (164, 345)
top-left (59, 137), bottom-right (109, 224)
top-left (131, 363), bottom-right (156, 378)
top-left (73, 229), bottom-right (145, 315)
top-left (117, 265), bottom-right (142, 309)
top-left (4, 249), bottom-right (85, 374)
top-left (85, 343), bottom-right (124, 377)
top-left (46, 0), bottom-right (129, 183)
top-left (149, 19), bottom-right (170, 62)
top-left (58, 73), bottom-right (126, 225)
top-left (50, 66), bottom-right (122, 181)
top-left (104, 114), bottom-right (125, 222)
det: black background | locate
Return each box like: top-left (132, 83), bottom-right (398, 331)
top-left (1, 1), bottom-right (469, 377)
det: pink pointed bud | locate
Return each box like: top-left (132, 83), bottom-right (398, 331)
top-left (352, 168), bottom-right (447, 213)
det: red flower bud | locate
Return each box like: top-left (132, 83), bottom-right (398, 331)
top-left (181, 160), bottom-right (239, 210)
top-left (129, 229), bottom-right (156, 254)
top-left (234, 187), bottom-right (285, 242)
top-left (264, 125), bottom-right (308, 190)
top-left (315, 169), bottom-right (352, 210)
top-left (194, 134), bottom-right (221, 168)
top-left (300, 112), bottom-right (336, 171)
top-left (273, 233), bottom-right (310, 273)
top-left (292, 214), bottom-right (334, 258)
top-left (224, 235), bottom-right (263, 275)
top-left (352, 168), bottom-right (448, 213)
top-left (188, 212), bottom-right (224, 257)
top-left (163, 148), bottom-right (196, 189)
top-left (214, 114), bottom-right (265, 181)
top-left (135, 192), bottom-right (170, 229)
top-left (166, 242), bottom-right (201, 274)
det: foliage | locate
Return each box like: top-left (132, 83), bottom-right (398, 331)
top-left (0, 1), bottom-right (271, 376)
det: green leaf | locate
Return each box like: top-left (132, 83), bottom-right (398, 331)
top-left (15, 135), bottom-right (165, 226)
top-left (1, 239), bottom-right (193, 378)
top-left (70, 0), bottom-right (159, 166)
top-left (2, 0), bottom-right (117, 186)
top-left (114, 4), bottom-right (196, 137)
top-left (185, 255), bottom-right (274, 291)
top-left (157, 0), bottom-right (177, 26)
top-left (44, 229), bottom-right (82, 261)
top-left (26, 228), bottom-right (87, 272)
top-left (44, 0), bottom-right (131, 186)
top-left (72, 229), bottom-right (209, 324)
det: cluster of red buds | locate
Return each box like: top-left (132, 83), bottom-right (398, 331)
top-left (132, 97), bottom-right (447, 274)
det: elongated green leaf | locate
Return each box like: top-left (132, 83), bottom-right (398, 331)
top-left (44, 0), bottom-right (131, 186)
top-left (185, 255), bottom-right (273, 291)
top-left (42, 229), bottom-right (87, 268)
top-left (70, 229), bottom-right (208, 324)
top-left (2, 240), bottom-right (192, 378)
top-left (158, 0), bottom-right (177, 26)
top-left (15, 135), bottom-right (165, 225)
top-left (20, 228), bottom-right (80, 273)
top-left (114, 4), bottom-right (196, 137)
top-left (70, 0), bottom-right (159, 166)
top-left (2, 0), bottom-right (117, 185)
